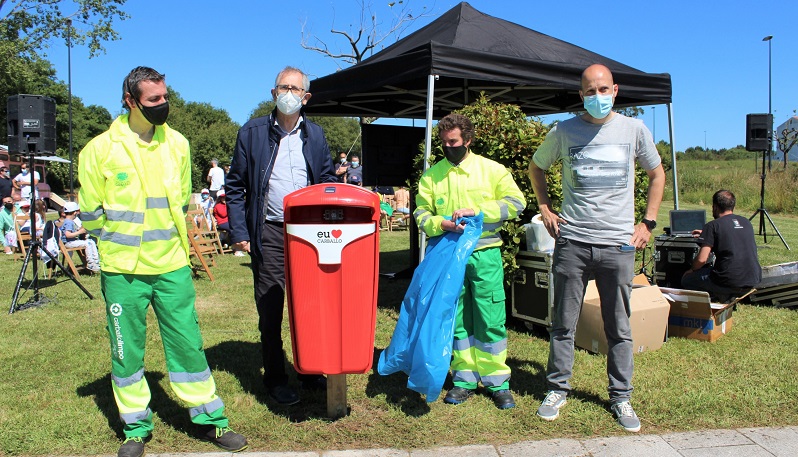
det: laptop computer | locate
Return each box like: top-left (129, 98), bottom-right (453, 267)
top-left (668, 210), bottom-right (706, 236)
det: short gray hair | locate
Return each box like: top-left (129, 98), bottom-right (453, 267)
top-left (275, 66), bottom-right (310, 91)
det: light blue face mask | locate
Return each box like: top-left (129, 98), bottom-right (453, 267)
top-left (351, 161), bottom-right (360, 168)
top-left (583, 93), bottom-right (614, 119)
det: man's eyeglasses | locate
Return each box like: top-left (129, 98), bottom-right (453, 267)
top-left (275, 85), bottom-right (306, 96)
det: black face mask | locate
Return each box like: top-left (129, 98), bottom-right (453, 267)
top-left (136, 100), bottom-right (170, 126)
top-left (443, 145), bottom-right (468, 164)
top-left (4, 203), bottom-right (13, 211)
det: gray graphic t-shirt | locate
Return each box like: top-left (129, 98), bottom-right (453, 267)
top-left (532, 114), bottom-right (660, 245)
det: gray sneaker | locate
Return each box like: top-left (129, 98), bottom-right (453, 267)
top-left (611, 400), bottom-right (641, 432)
top-left (537, 391), bottom-right (567, 421)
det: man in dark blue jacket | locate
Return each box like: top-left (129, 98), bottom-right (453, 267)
top-left (226, 66), bottom-right (337, 406)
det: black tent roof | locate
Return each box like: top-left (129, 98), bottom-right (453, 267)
top-left (305, 2), bottom-right (672, 119)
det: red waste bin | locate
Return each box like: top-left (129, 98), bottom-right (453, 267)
top-left (283, 183), bottom-right (381, 375)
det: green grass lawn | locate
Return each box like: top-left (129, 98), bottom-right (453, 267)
top-left (1, 208), bottom-right (798, 455)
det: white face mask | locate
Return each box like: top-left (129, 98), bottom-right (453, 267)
top-left (276, 92), bottom-right (303, 115)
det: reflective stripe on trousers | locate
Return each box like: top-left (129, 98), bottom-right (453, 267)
top-left (450, 247), bottom-right (511, 391)
top-left (102, 266), bottom-right (228, 438)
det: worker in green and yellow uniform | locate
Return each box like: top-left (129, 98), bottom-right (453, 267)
top-left (78, 66), bottom-right (247, 457)
top-left (414, 113), bottom-right (526, 409)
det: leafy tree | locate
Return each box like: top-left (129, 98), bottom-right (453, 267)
top-left (0, 0), bottom-right (129, 58)
top-left (248, 100), bottom-right (276, 120)
top-left (309, 116), bottom-right (361, 158)
top-left (615, 106), bottom-right (645, 118)
top-left (165, 88), bottom-right (241, 192)
top-left (0, 0), bottom-right (129, 194)
top-left (656, 140), bottom-right (672, 171)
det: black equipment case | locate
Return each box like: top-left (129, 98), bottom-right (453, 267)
top-left (653, 236), bottom-right (701, 288)
top-left (511, 250), bottom-right (554, 327)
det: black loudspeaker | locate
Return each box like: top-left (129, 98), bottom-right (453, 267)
top-left (746, 113), bottom-right (772, 152)
top-left (7, 94), bottom-right (57, 155)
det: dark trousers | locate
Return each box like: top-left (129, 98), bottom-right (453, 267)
top-left (252, 221), bottom-right (317, 388)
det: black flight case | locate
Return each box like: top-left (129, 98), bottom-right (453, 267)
top-left (653, 235), bottom-right (701, 288)
top-left (511, 250), bottom-right (554, 327)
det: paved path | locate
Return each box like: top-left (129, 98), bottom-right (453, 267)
top-left (131, 426), bottom-right (798, 457)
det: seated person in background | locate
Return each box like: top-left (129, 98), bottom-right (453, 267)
top-left (682, 189), bottom-right (761, 302)
top-left (1, 196), bottom-right (14, 254)
top-left (18, 200), bottom-right (44, 238)
top-left (393, 185), bottom-right (411, 224)
top-left (197, 188), bottom-right (214, 229)
top-left (61, 203), bottom-right (101, 273)
top-left (66, 201), bottom-right (84, 230)
top-left (394, 185), bottom-right (410, 213)
top-left (379, 196), bottom-right (394, 229)
top-left (213, 190), bottom-right (229, 232)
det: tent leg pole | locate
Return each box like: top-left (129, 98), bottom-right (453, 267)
top-left (667, 103), bottom-right (679, 210)
top-left (419, 74), bottom-right (438, 262)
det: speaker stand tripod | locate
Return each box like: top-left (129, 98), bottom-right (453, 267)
top-left (9, 152), bottom-right (94, 314)
top-left (749, 147), bottom-right (790, 250)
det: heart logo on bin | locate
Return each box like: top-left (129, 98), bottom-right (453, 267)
top-left (331, 229), bottom-right (343, 239)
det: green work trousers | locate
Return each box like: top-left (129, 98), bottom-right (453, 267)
top-left (450, 247), bottom-right (511, 392)
top-left (102, 266), bottom-right (227, 438)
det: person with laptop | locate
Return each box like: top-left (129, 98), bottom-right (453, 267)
top-left (682, 190), bottom-right (761, 301)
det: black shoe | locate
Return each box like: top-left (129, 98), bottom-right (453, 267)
top-left (491, 389), bottom-right (516, 410)
top-left (300, 375), bottom-right (327, 391)
top-left (443, 387), bottom-right (474, 405)
top-left (203, 426), bottom-right (248, 452)
top-left (267, 384), bottom-right (300, 405)
top-left (117, 436), bottom-right (145, 457)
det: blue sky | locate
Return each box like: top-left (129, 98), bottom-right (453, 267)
top-left (42, 0), bottom-right (797, 152)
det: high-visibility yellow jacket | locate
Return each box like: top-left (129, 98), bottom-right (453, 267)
top-left (414, 152), bottom-right (526, 250)
top-left (78, 115), bottom-right (192, 274)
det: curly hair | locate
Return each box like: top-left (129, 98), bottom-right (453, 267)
top-left (437, 113), bottom-right (474, 143)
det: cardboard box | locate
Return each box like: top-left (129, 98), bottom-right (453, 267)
top-left (574, 276), bottom-right (670, 355)
top-left (659, 287), bottom-right (734, 342)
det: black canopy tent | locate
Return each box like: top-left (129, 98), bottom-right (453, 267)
top-left (305, 2), bottom-right (679, 256)
top-left (306, 2), bottom-right (680, 199)
top-left (307, 2), bottom-right (672, 118)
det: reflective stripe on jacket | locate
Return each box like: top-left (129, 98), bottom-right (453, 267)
top-left (78, 115), bottom-right (192, 274)
top-left (414, 153), bottom-right (526, 250)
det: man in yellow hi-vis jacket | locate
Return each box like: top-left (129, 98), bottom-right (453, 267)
top-left (78, 66), bottom-right (247, 457)
top-left (414, 113), bottom-right (526, 410)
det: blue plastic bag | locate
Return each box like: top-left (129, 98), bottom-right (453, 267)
top-left (378, 213), bottom-right (483, 402)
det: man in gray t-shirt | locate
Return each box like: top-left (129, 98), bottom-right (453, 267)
top-left (528, 64), bottom-right (665, 433)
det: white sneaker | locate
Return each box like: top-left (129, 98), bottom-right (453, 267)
top-left (537, 391), bottom-right (567, 421)
top-left (234, 251), bottom-right (246, 257)
top-left (611, 400), bottom-right (641, 432)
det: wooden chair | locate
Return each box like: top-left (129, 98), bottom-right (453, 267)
top-left (381, 195), bottom-right (407, 231)
top-left (13, 215), bottom-right (31, 261)
top-left (188, 208), bottom-right (227, 255)
top-left (185, 214), bottom-right (216, 281)
top-left (212, 217), bottom-right (233, 254)
top-left (56, 236), bottom-right (89, 278)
